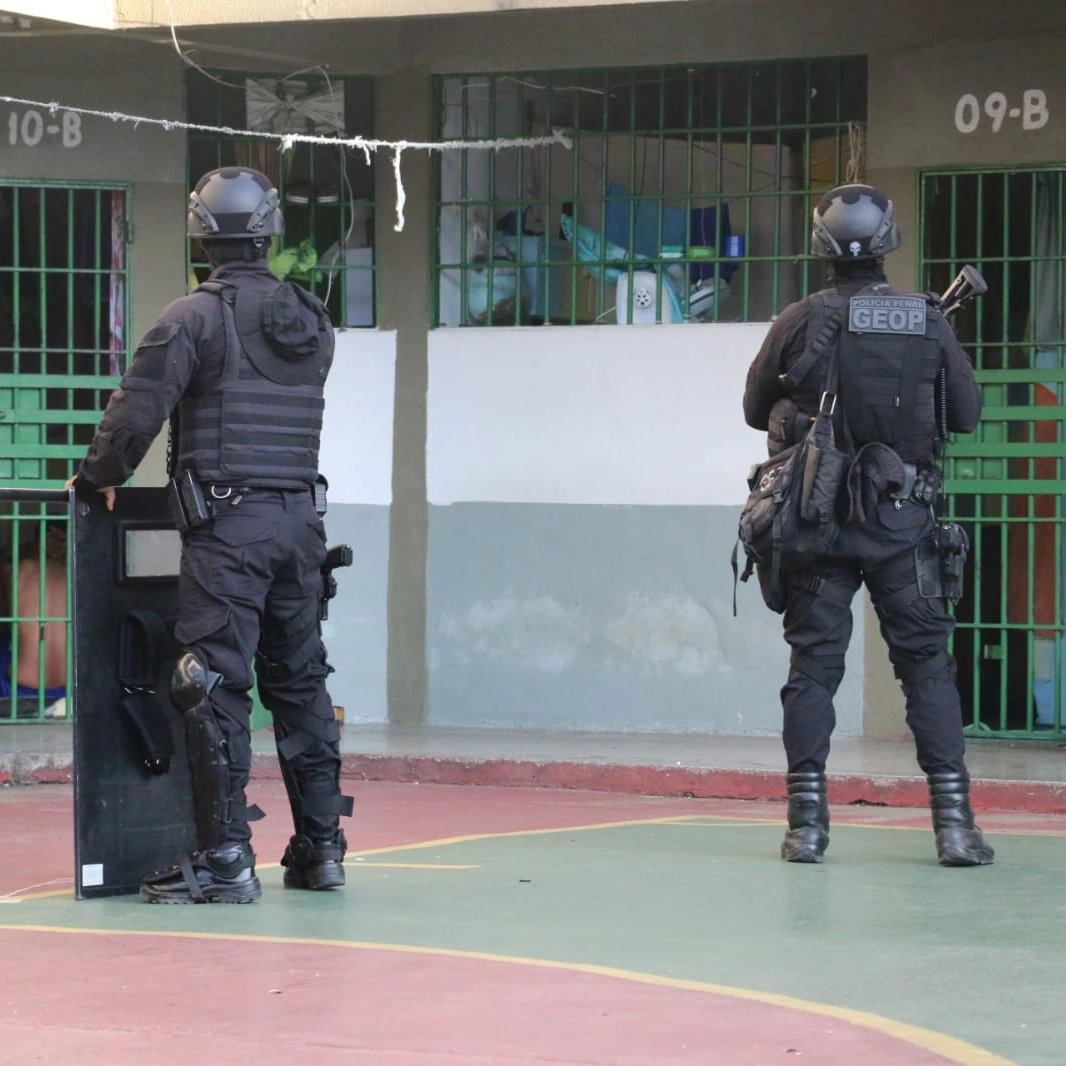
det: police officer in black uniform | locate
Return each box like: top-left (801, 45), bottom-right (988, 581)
top-left (69, 166), bottom-right (353, 902)
top-left (743, 183), bottom-right (994, 868)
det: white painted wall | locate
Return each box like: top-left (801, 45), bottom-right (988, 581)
top-left (427, 323), bottom-right (771, 506)
top-left (319, 329), bottom-right (397, 505)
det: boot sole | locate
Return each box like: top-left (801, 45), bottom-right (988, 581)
top-left (781, 847), bottom-right (825, 863)
top-left (140, 877), bottom-right (263, 904)
top-left (283, 868), bottom-right (346, 891)
top-left (938, 852), bottom-right (995, 867)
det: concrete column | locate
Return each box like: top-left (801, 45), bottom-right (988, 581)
top-left (376, 67), bottom-right (431, 725)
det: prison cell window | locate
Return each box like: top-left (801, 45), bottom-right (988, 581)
top-left (185, 70), bottom-right (378, 328)
top-left (432, 57), bottom-right (867, 327)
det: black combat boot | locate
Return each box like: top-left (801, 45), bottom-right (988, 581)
top-left (281, 830), bottom-right (347, 890)
top-left (781, 772), bottom-right (830, 863)
top-left (928, 772), bottom-right (995, 867)
top-left (140, 842), bottom-right (261, 904)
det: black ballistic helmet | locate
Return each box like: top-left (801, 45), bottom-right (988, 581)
top-left (187, 166), bottom-right (284, 241)
top-left (810, 183), bottom-right (901, 260)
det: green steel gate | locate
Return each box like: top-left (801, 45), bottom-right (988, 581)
top-left (921, 168), bottom-right (1066, 738)
top-left (0, 182), bottom-right (128, 722)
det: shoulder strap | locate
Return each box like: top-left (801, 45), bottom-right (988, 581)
top-left (779, 299), bottom-right (845, 392)
top-left (194, 279), bottom-right (234, 302)
top-left (195, 279), bottom-right (242, 377)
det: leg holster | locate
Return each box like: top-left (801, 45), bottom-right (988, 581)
top-left (184, 701), bottom-right (231, 850)
top-left (172, 650), bottom-right (263, 849)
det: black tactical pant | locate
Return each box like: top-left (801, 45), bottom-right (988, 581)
top-left (173, 487), bottom-right (341, 844)
top-left (780, 497), bottom-right (968, 778)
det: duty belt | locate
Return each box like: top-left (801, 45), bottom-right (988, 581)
top-left (206, 484), bottom-right (254, 500)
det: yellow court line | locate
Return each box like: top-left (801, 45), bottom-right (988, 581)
top-left (346, 862), bottom-right (477, 870)
top-left (347, 813), bottom-right (741, 858)
top-left (0, 889), bottom-right (71, 902)
top-left (0, 812), bottom-right (1042, 903)
top-left (345, 811), bottom-right (1045, 860)
top-left (0, 922), bottom-right (1016, 1066)
top-left (0, 863), bottom-right (477, 902)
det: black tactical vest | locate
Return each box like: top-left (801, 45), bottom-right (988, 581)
top-left (172, 282), bottom-right (327, 489)
top-left (806, 284), bottom-right (941, 464)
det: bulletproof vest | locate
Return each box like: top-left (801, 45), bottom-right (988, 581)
top-left (810, 284), bottom-right (941, 463)
top-left (172, 282), bottom-right (326, 489)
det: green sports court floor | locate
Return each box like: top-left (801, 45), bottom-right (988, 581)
top-left (0, 777), bottom-right (1061, 1065)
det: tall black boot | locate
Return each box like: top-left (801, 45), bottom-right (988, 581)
top-left (282, 829), bottom-right (348, 890)
top-left (781, 772), bottom-right (830, 863)
top-left (928, 772), bottom-right (995, 867)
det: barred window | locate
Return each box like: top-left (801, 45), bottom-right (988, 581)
top-left (0, 183), bottom-right (127, 486)
top-left (186, 70), bottom-right (376, 327)
top-left (434, 58), bottom-right (866, 327)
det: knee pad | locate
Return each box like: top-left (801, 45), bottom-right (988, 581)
top-left (895, 650), bottom-right (954, 696)
top-left (790, 651), bottom-right (846, 697)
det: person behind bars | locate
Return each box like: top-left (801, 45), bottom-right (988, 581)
top-left (742, 183), bottom-right (993, 867)
top-left (68, 166), bottom-right (352, 902)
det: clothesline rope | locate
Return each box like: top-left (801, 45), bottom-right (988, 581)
top-left (0, 92), bottom-right (572, 231)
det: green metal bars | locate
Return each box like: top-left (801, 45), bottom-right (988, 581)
top-left (921, 168), bottom-right (1066, 739)
top-left (0, 182), bottom-right (120, 722)
top-left (0, 490), bottom-right (70, 724)
top-left (433, 57), bottom-right (867, 327)
top-left (0, 183), bottom-right (128, 488)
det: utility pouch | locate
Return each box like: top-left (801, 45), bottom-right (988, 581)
top-left (167, 469), bottom-right (214, 534)
top-left (314, 474), bottom-right (329, 517)
top-left (912, 466), bottom-right (943, 506)
top-left (767, 397), bottom-right (813, 458)
top-left (798, 393), bottom-right (850, 525)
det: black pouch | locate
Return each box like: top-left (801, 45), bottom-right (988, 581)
top-left (167, 469), bottom-right (214, 534)
top-left (912, 466), bottom-right (944, 506)
top-left (314, 474), bottom-right (329, 517)
top-left (799, 394), bottom-right (849, 525)
top-left (767, 397), bottom-right (813, 458)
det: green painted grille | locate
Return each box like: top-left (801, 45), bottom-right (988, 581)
top-left (0, 491), bottom-right (70, 724)
top-left (0, 182), bottom-right (121, 721)
top-left (185, 70), bottom-right (377, 327)
top-left (433, 58), bottom-right (866, 326)
top-left (921, 168), bottom-right (1066, 738)
top-left (0, 183), bottom-right (128, 489)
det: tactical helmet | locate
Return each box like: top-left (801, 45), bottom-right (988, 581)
top-left (186, 166), bottom-right (284, 241)
top-left (810, 183), bottom-right (901, 260)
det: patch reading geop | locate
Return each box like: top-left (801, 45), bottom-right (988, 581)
top-left (848, 294), bottom-right (926, 335)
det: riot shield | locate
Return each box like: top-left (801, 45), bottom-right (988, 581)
top-left (71, 486), bottom-right (196, 898)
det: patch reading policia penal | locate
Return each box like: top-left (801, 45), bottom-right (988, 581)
top-left (848, 294), bottom-right (926, 335)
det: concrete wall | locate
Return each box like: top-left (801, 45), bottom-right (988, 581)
top-left (425, 325), bottom-right (864, 733)
top-left (317, 330), bottom-right (397, 724)
top-left (4, 0), bottom-right (1064, 738)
